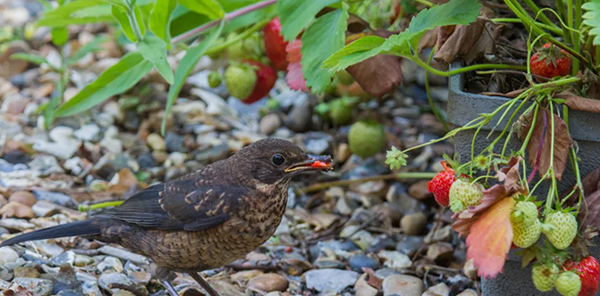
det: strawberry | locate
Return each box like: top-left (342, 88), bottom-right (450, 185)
top-left (263, 17), bottom-right (289, 71)
top-left (512, 217), bottom-right (541, 248)
top-left (556, 271), bottom-right (582, 296)
top-left (564, 256), bottom-right (600, 296)
top-left (510, 201), bottom-right (539, 226)
top-left (242, 60), bottom-right (277, 104)
top-left (224, 62), bottom-right (257, 100)
top-left (427, 161), bottom-right (456, 207)
top-left (530, 43), bottom-right (571, 79)
top-left (448, 179), bottom-right (484, 212)
top-left (208, 71), bottom-right (222, 88)
top-left (543, 212), bottom-right (578, 250)
top-left (532, 262), bottom-right (560, 292)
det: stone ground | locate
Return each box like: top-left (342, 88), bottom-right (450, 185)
top-left (0, 1), bottom-right (480, 295)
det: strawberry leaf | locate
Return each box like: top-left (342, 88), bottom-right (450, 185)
top-left (300, 6), bottom-right (349, 94)
top-left (277, 0), bottom-right (341, 42)
top-left (466, 197), bottom-right (516, 278)
top-left (582, 0), bottom-right (600, 45)
top-left (285, 40), bottom-right (307, 91)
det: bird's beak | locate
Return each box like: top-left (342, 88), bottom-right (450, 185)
top-left (285, 154), bottom-right (333, 173)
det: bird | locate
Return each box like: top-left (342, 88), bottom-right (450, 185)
top-left (0, 138), bottom-right (333, 296)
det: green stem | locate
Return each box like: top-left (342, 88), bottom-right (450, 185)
top-left (126, 7), bottom-right (143, 42)
top-left (411, 55), bottom-right (527, 76)
top-left (522, 0), bottom-right (559, 30)
top-left (79, 201), bottom-right (126, 212)
top-left (298, 172), bottom-right (438, 194)
top-left (556, 0), bottom-right (572, 44)
top-left (413, 0), bottom-right (434, 7)
top-left (425, 46), bottom-right (449, 132)
top-left (491, 18), bottom-right (563, 36)
top-left (204, 19), bottom-right (270, 55)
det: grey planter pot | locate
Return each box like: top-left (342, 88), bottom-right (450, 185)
top-left (447, 62), bottom-right (600, 296)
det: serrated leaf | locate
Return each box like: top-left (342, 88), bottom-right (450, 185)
top-left (582, 0), bottom-right (600, 45)
top-left (149, 0), bottom-right (176, 47)
top-left (322, 0), bottom-right (481, 72)
top-left (66, 36), bottom-right (110, 65)
top-left (137, 35), bottom-right (174, 84)
top-left (179, 0), bottom-right (224, 19)
top-left (55, 51), bottom-right (153, 117)
top-left (162, 21), bottom-right (223, 134)
top-left (277, 0), bottom-right (341, 42)
top-left (301, 7), bottom-right (348, 94)
top-left (37, 0), bottom-right (114, 28)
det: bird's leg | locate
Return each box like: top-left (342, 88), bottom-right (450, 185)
top-left (159, 278), bottom-right (179, 296)
top-left (188, 272), bottom-right (220, 296)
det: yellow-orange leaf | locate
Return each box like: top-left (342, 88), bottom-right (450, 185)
top-left (466, 197), bottom-right (515, 279)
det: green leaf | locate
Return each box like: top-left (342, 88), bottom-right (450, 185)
top-left (66, 36), bottom-right (110, 65)
top-left (134, 5), bottom-right (147, 37)
top-left (301, 7), bottom-right (348, 94)
top-left (162, 21), bottom-right (223, 134)
top-left (322, 0), bottom-right (481, 72)
top-left (223, 3), bottom-right (276, 33)
top-left (169, 5), bottom-right (210, 38)
top-left (45, 79), bottom-right (64, 128)
top-left (51, 27), bottom-right (69, 46)
top-left (37, 0), bottom-right (114, 28)
top-left (138, 35), bottom-right (174, 84)
top-left (179, 0), bottom-right (224, 19)
top-left (100, 0), bottom-right (128, 8)
top-left (277, 0), bottom-right (341, 41)
top-left (112, 6), bottom-right (137, 42)
top-left (582, 0), bottom-right (600, 45)
top-left (11, 53), bottom-right (50, 67)
top-left (55, 52), bottom-right (153, 117)
top-left (149, 0), bottom-right (176, 46)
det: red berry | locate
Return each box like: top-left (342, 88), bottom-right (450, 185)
top-left (565, 256), bottom-right (600, 296)
top-left (242, 60), bottom-right (277, 104)
top-left (263, 17), bottom-right (289, 71)
top-left (427, 161), bottom-right (456, 207)
top-left (530, 43), bottom-right (571, 79)
top-left (285, 246), bottom-right (293, 253)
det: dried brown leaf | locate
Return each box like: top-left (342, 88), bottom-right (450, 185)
top-left (521, 108), bottom-right (571, 181)
top-left (347, 14), bottom-right (370, 33)
top-left (108, 168), bottom-right (139, 194)
top-left (579, 189), bottom-right (600, 233)
top-left (481, 88), bottom-right (527, 98)
top-left (434, 17), bottom-right (502, 64)
top-left (346, 54), bottom-right (402, 98)
top-left (363, 267), bottom-right (383, 290)
top-left (556, 91), bottom-right (600, 114)
top-left (418, 28), bottom-right (440, 52)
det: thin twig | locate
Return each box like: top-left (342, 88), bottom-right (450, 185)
top-left (171, 0), bottom-right (277, 44)
top-left (296, 172), bottom-right (437, 194)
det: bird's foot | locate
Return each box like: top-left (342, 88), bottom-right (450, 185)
top-left (188, 272), bottom-right (220, 296)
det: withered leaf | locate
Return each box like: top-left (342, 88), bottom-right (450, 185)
top-left (481, 88), bottom-right (526, 98)
top-left (347, 14), bottom-right (370, 33)
top-left (363, 267), bottom-right (383, 290)
top-left (434, 17), bottom-right (503, 64)
top-left (579, 189), bottom-right (600, 232)
top-left (520, 108), bottom-right (571, 181)
top-left (556, 91), bottom-right (600, 114)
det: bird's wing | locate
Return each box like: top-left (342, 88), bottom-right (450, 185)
top-left (94, 180), bottom-right (246, 231)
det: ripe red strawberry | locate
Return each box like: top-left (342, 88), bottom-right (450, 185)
top-left (263, 17), bottom-right (289, 71)
top-left (242, 60), bottom-right (277, 104)
top-left (427, 161), bottom-right (456, 207)
top-left (564, 256), bottom-right (600, 296)
top-left (530, 43), bottom-right (571, 79)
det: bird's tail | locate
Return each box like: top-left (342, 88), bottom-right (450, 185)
top-left (0, 220), bottom-right (101, 247)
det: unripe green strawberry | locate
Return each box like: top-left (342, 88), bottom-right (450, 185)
top-left (532, 262), bottom-right (560, 292)
top-left (556, 271), bottom-right (582, 296)
top-left (224, 63), bottom-right (257, 100)
top-left (511, 201), bottom-right (539, 226)
top-left (448, 179), bottom-right (484, 212)
top-left (512, 217), bottom-right (541, 248)
top-left (208, 71), bottom-right (222, 88)
top-left (348, 121), bottom-right (386, 158)
top-left (543, 212), bottom-right (578, 250)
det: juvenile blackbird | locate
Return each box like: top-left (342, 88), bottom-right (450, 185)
top-left (0, 138), bottom-right (332, 296)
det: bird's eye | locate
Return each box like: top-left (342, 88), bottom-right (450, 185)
top-left (272, 154), bottom-right (285, 166)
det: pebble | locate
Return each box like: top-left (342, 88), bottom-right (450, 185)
top-left (136, 153), bottom-right (157, 169)
top-left (0, 218), bottom-right (36, 231)
top-left (382, 274), bottom-right (424, 296)
top-left (378, 250), bottom-right (412, 269)
top-left (32, 191), bottom-right (78, 208)
top-left (335, 143), bottom-right (351, 163)
top-left (97, 256), bottom-right (124, 273)
top-left (165, 132), bottom-right (184, 152)
top-left (0, 202), bottom-right (34, 218)
top-left (354, 273), bottom-right (378, 296)
top-left (315, 259), bottom-right (346, 269)
top-left (401, 213), bottom-right (427, 235)
top-left (51, 251), bottom-right (76, 266)
top-left (11, 278), bottom-right (54, 296)
top-left (146, 133), bottom-right (166, 151)
top-left (426, 282), bottom-right (450, 296)
top-left (98, 245), bottom-right (151, 265)
top-left (3, 150), bottom-right (30, 164)
top-left (457, 289), bottom-right (478, 296)
top-left (9, 191), bottom-right (37, 207)
top-left (424, 225), bottom-right (453, 244)
top-left (349, 254), bottom-right (379, 271)
top-left (28, 155), bottom-right (64, 175)
top-left (396, 236), bottom-right (424, 257)
top-left (247, 273), bottom-right (288, 292)
top-left (463, 258), bottom-right (478, 280)
top-left (285, 101), bottom-right (311, 132)
top-left (98, 272), bottom-right (133, 292)
top-left (426, 243), bottom-right (454, 261)
top-left (259, 114), bottom-right (282, 135)
top-left (408, 181), bottom-right (433, 200)
top-left (0, 247), bottom-right (19, 265)
top-left (13, 266), bottom-right (40, 278)
top-left (304, 269), bottom-right (359, 293)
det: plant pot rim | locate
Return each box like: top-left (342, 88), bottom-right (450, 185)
top-left (447, 61), bottom-right (600, 142)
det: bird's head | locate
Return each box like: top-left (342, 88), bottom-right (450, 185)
top-left (233, 138), bottom-right (333, 185)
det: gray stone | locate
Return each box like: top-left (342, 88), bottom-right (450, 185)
top-left (259, 113), bottom-right (282, 135)
top-left (0, 247), bottom-right (19, 265)
top-left (427, 282), bottom-right (450, 296)
top-left (305, 269), bottom-right (359, 293)
top-left (28, 155), bottom-right (64, 175)
top-left (0, 218), bottom-right (35, 231)
top-left (349, 254), bottom-right (379, 271)
top-left (400, 213), bottom-right (427, 235)
top-left (285, 101), bottom-right (311, 132)
top-left (378, 250), bottom-right (412, 269)
top-left (396, 236), bottom-right (424, 257)
top-left (98, 272), bottom-right (133, 292)
top-left (382, 274), bottom-right (424, 296)
top-left (74, 124), bottom-right (100, 141)
top-left (98, 246), bottom-right (151, 265)
top-left (97, 256), bottom-right (123, 273)
top-left (165, 132), bottom-right (184, 152)
top-left (11, 278), bottom-right (53, 296)
top-left (315, 259), bottom-right (346, 270)
top-left (33, 191), bottom-right (78, 208)
top-left (136, 153), bottom-right (156, 169)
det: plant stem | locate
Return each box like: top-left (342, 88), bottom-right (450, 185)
top-left (425, 46), bottom-right (449, 132)
top-left (556, 0), bottom-right (572, 44)
top-left (127, 7), bottom-right (144, 42)
top-left (79, 201), bottom-right (127, 212)
top-left (573, 0), bottom-right (582, 74)
top-left (413, 0), bottom-right (434, 7)
top-left (521, 0), bottom-right (558, 30)
top-left (172, 0), bottom-right (277, 44)
top-left (491, 18), bottom-right (563, 36)
top-left (411, 55), bottom-right (527, 76)
top-left (204, 19), bottom-right (270, 55)
top-left (297, 172), bottom-right (438, 194)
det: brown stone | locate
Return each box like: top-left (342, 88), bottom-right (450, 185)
top-left (9, 191), bottom-right (37, 207)
top-left (408, 180), bottom-right (433, 200)
top-left (247, 273), bottom-right (288, 293)
top-left (0, 202), bottom-right (34, 218)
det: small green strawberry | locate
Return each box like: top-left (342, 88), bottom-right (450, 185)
top-left (348, 121), bottom-right (386, 158)
top-left (532, 262), bottom-right (560, 292)
top-left (208, 71), bottom-right (222, 88)
top-left (543, 212), bottom-right (578, 250)
top-left (329, 97), bottom-right (357, 126)
top-left (511, 201), bottom-right (539, 226)
top-left (224, 63), bottom-right (257, 100)
top-left (448, 179), bottom-right (484, 212)
top-left (512, 217), bottom-right (541, 248)
top-left (556, 271), bottom-right (582, 296)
